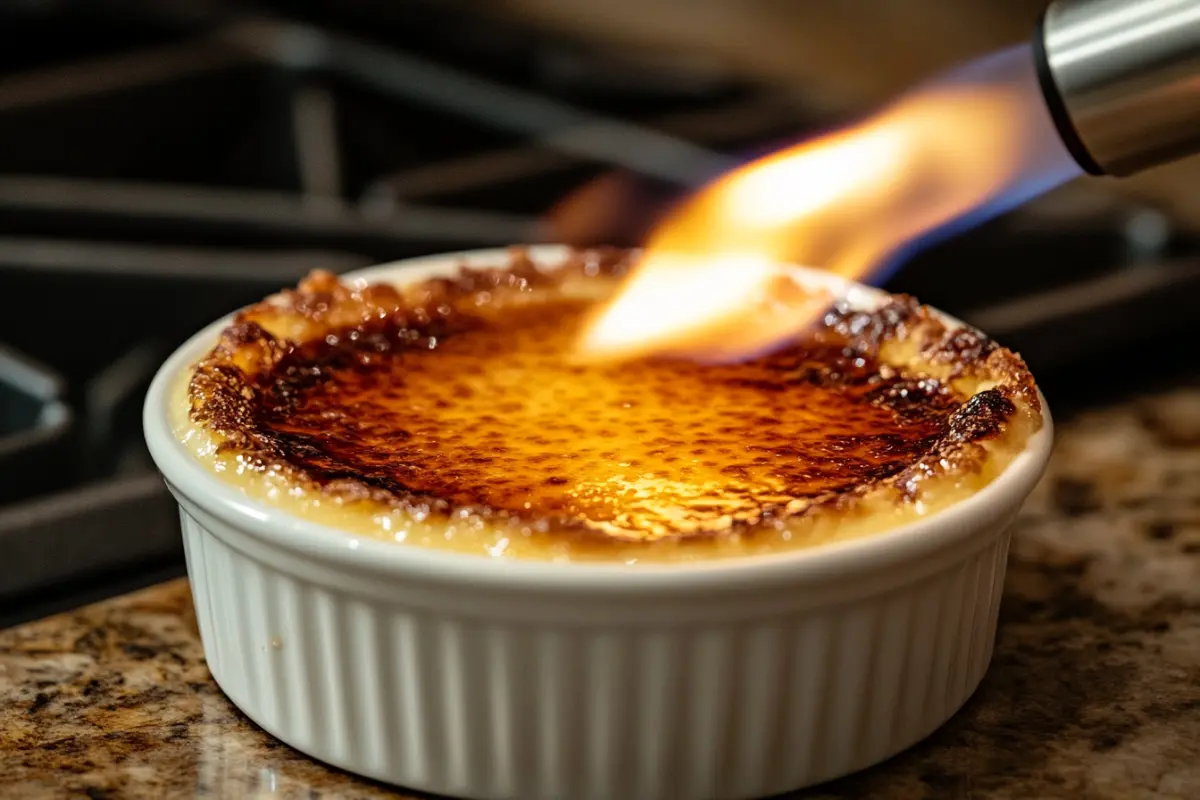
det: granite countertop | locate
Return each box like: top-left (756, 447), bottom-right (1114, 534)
top-left (3, 387), bottom-right (1200, 799)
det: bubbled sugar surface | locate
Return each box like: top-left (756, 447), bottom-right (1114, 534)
top-left (253, 297), bottom-right (963, 541)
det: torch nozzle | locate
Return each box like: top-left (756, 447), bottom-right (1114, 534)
top-left (1034, 0), bottom-right (1200, 177)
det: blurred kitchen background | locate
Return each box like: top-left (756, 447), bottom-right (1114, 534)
top-left (2, 0), bottom-right (1198, 625)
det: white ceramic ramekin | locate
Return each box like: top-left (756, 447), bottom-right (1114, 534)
top-left (144, 246), bottom-right (1053, 800)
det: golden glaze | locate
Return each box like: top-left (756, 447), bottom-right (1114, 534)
top-left (177, 248), bottom-right (1042, 562)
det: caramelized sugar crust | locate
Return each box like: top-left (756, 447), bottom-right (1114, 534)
top-left (185, 248), bottom-right (1042, 551)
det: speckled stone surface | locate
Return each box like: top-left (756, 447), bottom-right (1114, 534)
top-left (3, 387), bottom-right (1200, 799)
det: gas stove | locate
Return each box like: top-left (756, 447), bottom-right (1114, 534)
top-left (2, 1), bottom-right (1197, 626)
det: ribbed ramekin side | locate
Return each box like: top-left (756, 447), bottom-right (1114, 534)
top-left (180, 506), bottom-right (1012, 800)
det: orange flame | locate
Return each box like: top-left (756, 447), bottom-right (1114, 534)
top-left (577, 47), bottom-right (1076, 363)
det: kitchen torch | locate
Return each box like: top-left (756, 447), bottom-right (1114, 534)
top-left (565, 0), bottom-right (1200, 365)
top-left (1035, 0), bottom-right (1200, 177)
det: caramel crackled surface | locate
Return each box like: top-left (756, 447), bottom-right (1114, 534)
top-left (180, 248), bottom-right (1041, 559)
top-left (248, 299), bottom-right (961, 540)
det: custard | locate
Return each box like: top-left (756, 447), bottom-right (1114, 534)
top-left (174, 248), bottom-right (1041, 562)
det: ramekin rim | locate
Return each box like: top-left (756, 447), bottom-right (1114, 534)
top-left (143, 245), bottom-right (1053, 591)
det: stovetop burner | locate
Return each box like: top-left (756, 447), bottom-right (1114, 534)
top-left (1, 1), bottom-right (1197, 626)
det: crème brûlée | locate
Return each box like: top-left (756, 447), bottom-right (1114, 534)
top-left (172, 247), bottom-right (1043, 563)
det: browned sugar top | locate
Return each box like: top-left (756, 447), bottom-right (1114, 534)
top-left (242, 293), bottom-right (966, 541)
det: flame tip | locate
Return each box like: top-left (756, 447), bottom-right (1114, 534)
top-left (578, 43), bottom-right (1079, 364)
